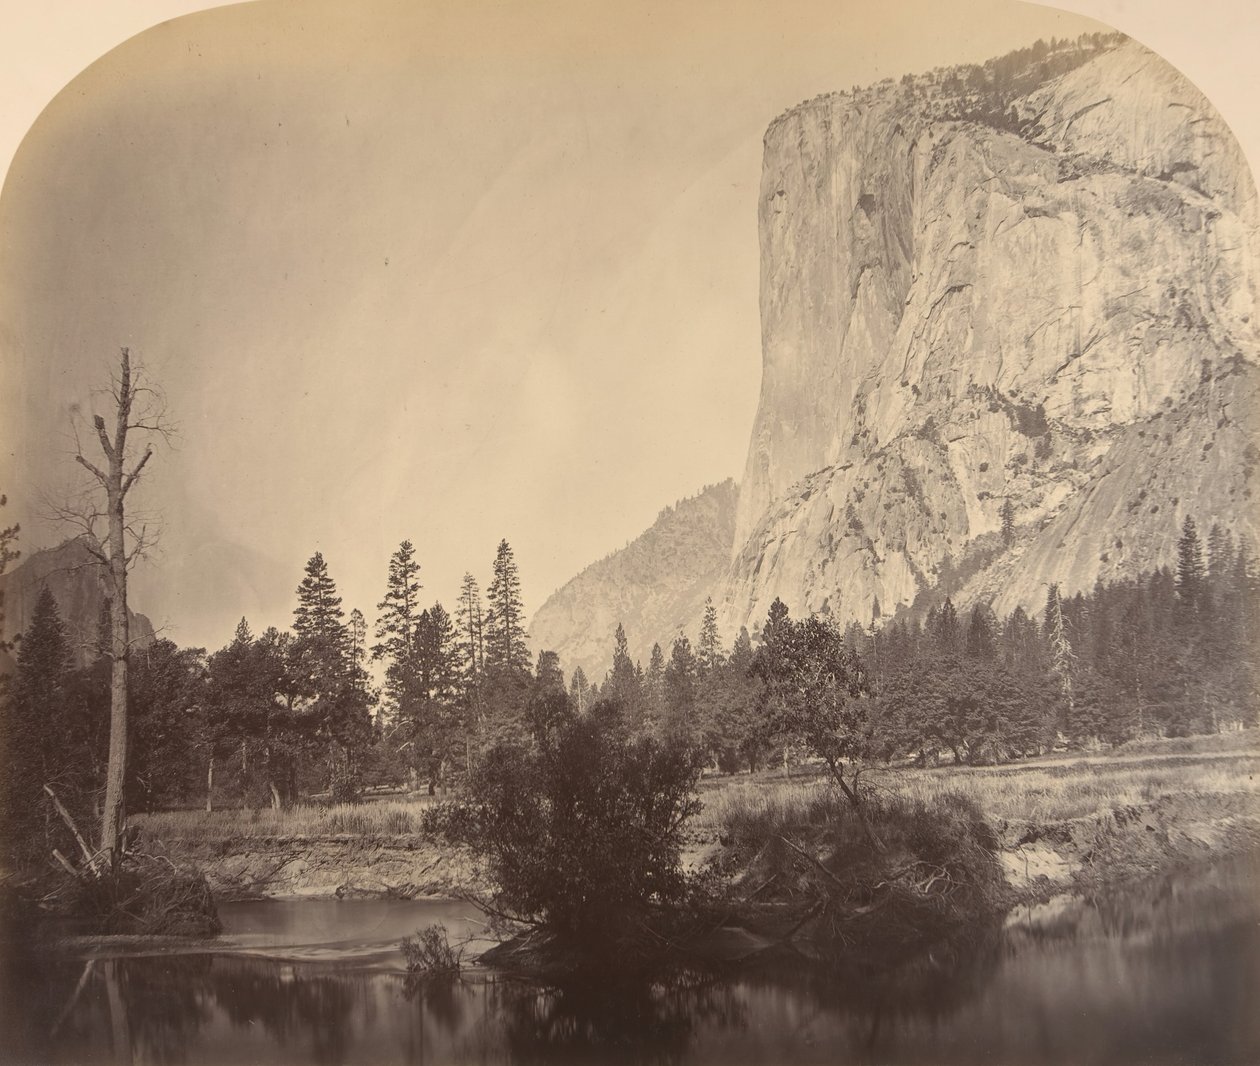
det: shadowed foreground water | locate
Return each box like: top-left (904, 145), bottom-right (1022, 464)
top-left (5, 861), bottom-right (1258, 1065)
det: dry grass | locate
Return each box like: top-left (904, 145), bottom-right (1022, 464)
top-left (697, 731), bottom-right (1260, 833)
top-left (138, 732), bottom-right (1260, 849)
top-left (135, 797), bottom-right (439, 846)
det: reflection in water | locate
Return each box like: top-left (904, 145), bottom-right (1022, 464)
top-left (491, 968), bottom-right (747, 1065)
top-left (11, 859), bottom-right (1260, 1065)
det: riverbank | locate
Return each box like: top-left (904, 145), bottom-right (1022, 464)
top-left (134, 732), bottom-right (1260, 906)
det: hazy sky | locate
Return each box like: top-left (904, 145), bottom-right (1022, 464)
top-left (2, 0), bottom-right (1257, 654)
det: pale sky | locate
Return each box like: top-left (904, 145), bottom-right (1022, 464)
top-left (2, 0), bottom-right (1257, 654)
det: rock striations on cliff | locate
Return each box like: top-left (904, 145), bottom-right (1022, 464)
top-left (533, 36), bottom-right (1259, 673)
top-left (724, 36), bottom-right (1258, 634)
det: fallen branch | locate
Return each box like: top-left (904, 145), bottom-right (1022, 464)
top-left (52, 849), bottom-right (85, 882)
top-left (778, 835), bottom-right (847, 892)
top-left (44, 785), bottom-right (100, 875)
top-left (452, 890), bottom-right (544, 930)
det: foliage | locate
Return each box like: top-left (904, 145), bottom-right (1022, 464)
top-left (485, 539), bottom-right (530, 675)
top-left (400, 922), bottom-right (463, 978)
top-left (752, 605), bottom-right (871, 780)
top-left (455, 701), bottom-right (703, 945)
top-left (128, 640), bottom-right (208, 812)
top-left (1, 588), bottom-right (94, 867)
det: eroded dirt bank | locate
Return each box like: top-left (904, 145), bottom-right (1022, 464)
top-left (164, 834), bottom-right (482, 900)
top-left (993, 790), bottom-right (1260, 901)
top-left (169, 788), bottom-right (1259, 905)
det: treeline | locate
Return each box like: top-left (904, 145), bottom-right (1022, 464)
top-left (569, 515), bottom-right (1258, 769)
top-left (1, 537), bottom-right (547, 848)
top-left (3, 513), bottom-right (1255, 862)
top-left (920, 32), bottom-right (1126, 131)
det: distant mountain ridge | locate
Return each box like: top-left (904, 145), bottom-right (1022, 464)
top-left (0, 537), bottom-right (156, 668)
top-left (531, 34), bottom-right (1259, 675)
top-left (528, 481), bottom-right (738, 680)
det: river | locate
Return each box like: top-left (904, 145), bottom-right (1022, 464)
top-left (6, 860), bottom-right (1258, 1064)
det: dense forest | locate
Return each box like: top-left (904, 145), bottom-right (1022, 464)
top-left (3, 505), bottom-right (1255, 870)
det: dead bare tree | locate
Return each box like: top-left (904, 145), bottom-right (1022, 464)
top-left (68, 348), bottom-right (170, 865)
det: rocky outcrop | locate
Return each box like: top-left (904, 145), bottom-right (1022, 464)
top-left (722, 38), bottom-right (1258, 634)
top-left (0, 537), bottom-right (156, 668)
top-left (529, 481), bottom-right (738, 680)
top-left (534, 37), bottom-right (1259, 664)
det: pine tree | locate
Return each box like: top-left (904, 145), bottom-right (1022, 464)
top-left (535, 650), bottom-right (565, 695)
top-left (643, 642), bottom-right (666, 731)
top-left (723, 626), bottom-right (766, 773)
top-left (1000, 497), bottom-right (1016, 546)
top-left (663, 635), bottom-right (698, 746)
top-left (457, 572), bottom-right (486, 685)
top-left (697, 598), bottom-right (724, 673)
top-left (406, 602), bottom-right (462, 792)
top-left (292, 553), bottom-right (369, 800)
top-left (485, 540), bottom-right (530, 674)
top-left (1207, 523), bottom-right (1235, 579)
top-left (965, 604), bottom-right (998, 660)
top-left (456, 571), bottom-right (486, 749)
top-left (929, 597), bottom-right (960, 656)
top-left (606, 623), bottom-right (641, 711)
top-left (347, 609), bottom-right (370, 695)
top-left (373, 541), bottom-right (423, 716)
top-left (762, 598), bottom-right (791, 648)
top-left (1176, 515), bottom-right (1205, 618)
top-left (2, 587), bottom-right (73, 863)
top-left (294, 551), bottom-right (345, 643)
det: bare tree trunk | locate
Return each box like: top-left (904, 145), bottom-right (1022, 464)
top-left (205, 755), bottom-right (215, 813)
top-left (102, 528), bottom-right (130, 864)
top-left (74, 350), bottom-right (155, 866)
top-left (269, 782), bottom-right (282, 810)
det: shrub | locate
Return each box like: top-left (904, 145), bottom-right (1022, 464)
top-left (453, 701), bottom-right (703, 946)
top-left (401, 923), bottom-right (462, 978)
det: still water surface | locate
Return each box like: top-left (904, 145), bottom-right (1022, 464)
top-left (9, 862), bottom-right (1259, 1064)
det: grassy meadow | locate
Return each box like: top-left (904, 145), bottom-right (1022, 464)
top-left (136, 729), bottom-right (1260, 851)
top-left (696, 734), bottom-right (1260, 833)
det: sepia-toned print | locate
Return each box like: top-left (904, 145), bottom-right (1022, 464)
top-left (1, 2), bottom-right (1257, 1063)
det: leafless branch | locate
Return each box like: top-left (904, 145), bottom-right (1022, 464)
top-left (92, 415), bottom-right (114, 464)
top-left (121, 447), bottom-right (153, 498)
top-left (73, 454), bottom-right (108, 485)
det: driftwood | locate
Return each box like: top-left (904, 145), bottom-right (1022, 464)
top-left (44, 785), bottom-right (101, 875)
top-left (52, 849), bottom-right (84, 881)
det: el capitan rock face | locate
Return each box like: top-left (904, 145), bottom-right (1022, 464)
top-left (533, 36), bottom-right (1259, 671)
top-left (722, 37), bottom-right (1258, 634)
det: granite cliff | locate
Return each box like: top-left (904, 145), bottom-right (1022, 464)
top-left (0, 537), bottom-right (156, 669)
top-left (723, 36), bottom-right (1257, 633)
top-left (533, 36), bottom-right (1259, 673)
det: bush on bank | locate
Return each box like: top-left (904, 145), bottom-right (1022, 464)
top-left (435, 699), bottom-right (704, 953)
